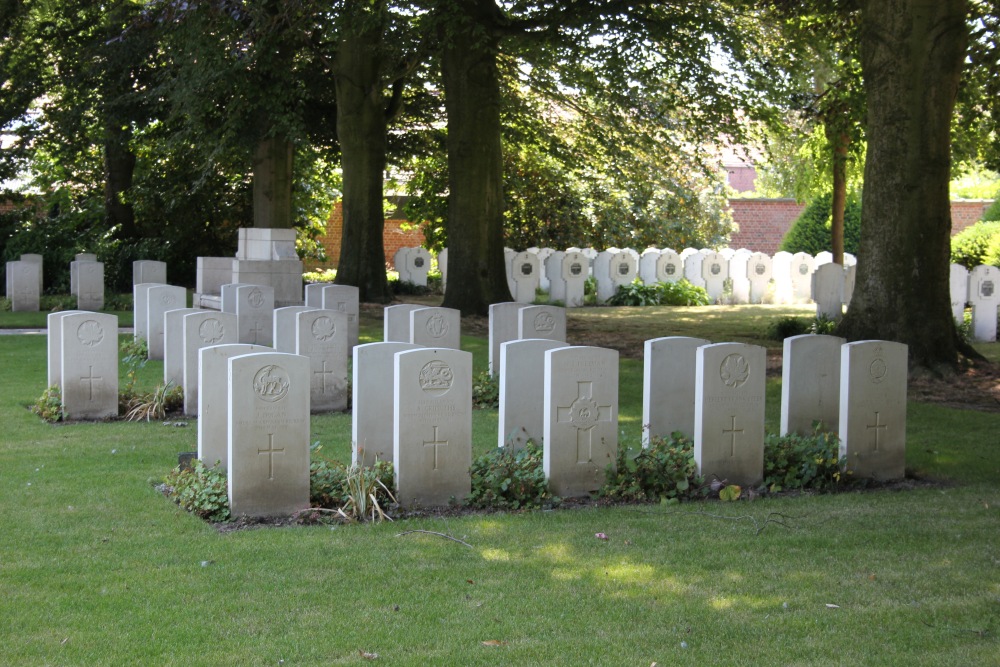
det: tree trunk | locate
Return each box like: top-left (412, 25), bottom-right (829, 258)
top-left (826, 124), bottom-right (849, 265)
top-left (332, 18), bottom-right (392, 303)
top-left (104, 121), bottom-right (137, 240)
top-left (439, 0), bottom-right (512, 315)
top-left (839, 0), bottom-right (968, 369)
top-left (252, 134), bottom-right (294, 229)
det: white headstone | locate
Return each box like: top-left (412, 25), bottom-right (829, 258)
top-left (518, 305), bottom-right (567, 343)
top-left (20, 253), bottom-right (43, 293)
top-left (811, 263), bottom-right (845, 319)
top-left (562, 251), bottom-right (588, 308)
top-left (535, 248), bottom-right (554, 291)
top-left (228, 352), bottom-right (311, 517)
top-left (235, 284), bottom-right (275, 346)
top-left (437, 248), bottom-right (448, 291)
top-left (409, 247), bottom-right (432, 286)
top-left (771, 251), bottom-right (793, 304)
top-left (789, 252), bottom-right (816, 304)
top-left (642, 336), bottom-right (709, 444)
top-left (60, 312), bottom-right (119, 420)
top-left (303, 283), bottom-right (326, 308)
top-left (69, 254), bottom-right (97, 296)
top-left (393, 248), bottom-right (413, 283)
top-left (133, 282), bottom-right (165, 342)
top-left (844, 263), bottom-right (857, 306)
top-left (969, 265), bottom-right (1000, 341)
top-left (780, 334), bottom-right (845, 436)
top-left (220, 282), bottom-right (250, 314)
top-left (694, 342), bottom-right (766, 487)
top-left (488, 302), bottom-right (523, 375)
top-left (843, 253), bottom-right (857, 267)
top-left (639, 248), bottom-right (661, 285)
top-left (320, 284), bottom-right (360, 351)
top-left (949, 264), bottom-right (969, 323)
top-left (839, 340), bottom-right (907, 480)
top-left (727, 251), bottom-right (750, 304)
top-left (76, 261), bottom-right (105, 311)
top-left (543, 346), bottom-right (619, 497)
top-left (683, 251), bottom-right (706, 289)
top-left (163, 307), bottom-right (202, 387)
top-left (700, 251), bottom-right (729, 303)
top-left (499, 339), bottom-right (568, 449)
top-left (146, 285), bottom-right (186, 360)
top-left (593, 251), bottom-right (614, 303)
top-left (197, 343), bottom-right (269, 468)
top-left (352, 342), bottom-right (422, 466)
top-left (47, 310), bottom-right (84, 388)
top-left (657, 250), bottom-right (683, 284)
top-left (545, 250), bottom-right (567, 303)
top-left (393, 347), bottom-right (473, 506)
top-left (133, 260), bottom-right (167, 286)
top-left (296, 309), bottom-right (349, 413)
top-left (746, 253), bottom-right (773, 304)
top-left (410, 307), bottom-right (461, 350)
top-left (511, 251), bottom-right (541, 303)
top-left (273, 306), bottom-right (316, 353)
top-left (814, 251), bottom-right (833, 266)
top-left (182, 311), bottom-right (238, 415)
top-left (8, 261), bottom-right (40, 312)
top-left (383, 304), bottom-right (422, 342)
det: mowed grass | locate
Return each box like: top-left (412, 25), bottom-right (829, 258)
top-left (1, 306), bottom-right (999, 666)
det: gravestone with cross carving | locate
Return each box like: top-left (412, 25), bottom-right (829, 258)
top-left (543, 346), bottom-right (619, 497)
top-left (296, 309), bottom-right (349, 413)
top-left (499, 338), bottom-right (569, 450)
top-left (393, 347), bottom-right (472, 506)
top-left (182, 311), bottom-right (238, 415)
top-left (518, 305), bottom-right (566, 343)
top-left (352, 341), bottom-right (422, 466)
top-left (146, 284), bottom-right (186, 361)
top-left (59, 312), bottom-right (119, 420)
top-left (561, 251), bottom-right (589, 308)
top-left (320, 284), bottom-right (360, 351)
top-left (234, 284), bottom-right (275, 346)
top-left (410, 307), bottom-right (461, 350)
top-left (969, 265), bottom-right (1000, 342)
top-left (838, 340), bottom-right (907, 480)
top-left (694, 342), bottom-right (766, 486)
top-left (780, 334), bottom-right (845, 436)
top-left (228, 352), bottom-right (310, 517)
top-left (197, 343), bottom-right (270, 468)
top-left (642, 336), bottom-right (710, 445)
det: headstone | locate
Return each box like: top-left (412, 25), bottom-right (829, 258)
top-left (535, 248), bottom-right (554, 291)
top-left (20, 253), bottom-right (43, 293)
top-left (499, 339), bottom-right (568, 449)
top-left (746, 252), bottom-right (773, 304)
top-left (488, 302), bottom-right (524, 374)
top-left (303, 283), bottom-right (326, 308)
top-left (969, 265), bottom-right (1000, 341)
top-left (393, 248), bottom-right (412, 283)
top-left (410, 307), bottom-right (461, 350)
top-left (543, 346), bottom-right (619, 497)
top-left (789, 252), bottom-right (815, 304)
top-left (694, 342), bottom-right (766, 487)
top-left (60, 312), bottom-right (119, 420)
top-left (133, 260), bottom-right (167, 286)
top-left (728, 251), bottom-right (751, 304)
top-left (47, 310), bottom-right (84, 388)
top-left (273, 306), bottom-right (316, 353)
top-left (182, 311), bottom-right (238, 415)
top-left (133, 282), bottom-right (165, 342)
top-left (683, 251), bottom-right (706, 289)
top-left (320, 284), bottom-right (360, 350)
top-left (811, 263), bottom-right (845, 319)
top-left (700, 251), bottom-right (729, 302)
top-left (383, 304), bottom-right (422, 342)
top-left (197, 343), bottom-right (269, 467)
top-left (7, 261), bottom-right (40, 312)
top-left (408, 247), bottom-right (432, 286)
top-left (504, 248), bottom-right (517, 295)
top-left (228, 352), bottom-right (311, 517)
top-left (657, 250), bottom-right (683, 284)
top-left (352, 342), bottom-right (421, 466)
top-left (545, 250), bottom-right (567, 303)
top-left (235, 284), bottom-right (275, 346)
top-left (220, 282), bottom-right (250, 314)
top-left (518, 304), bottom-right (567, 343)
top-left (146, 285), bottom-right (186, 360)
top-left (780, 334), bottom-right (845, 436)
top-left (642, 336), bottom-right (709, 444)
top-left (596, 250), bottom-right (637, 304)
top-left (76, 261), bottom-right (105, 311)
top-left (296, 309), bottom-right (349, 413)
top-left (69, 254), bottom-right (97, 296)
top-left (562, 251), bottom-right (589, 308)
top-left (844, 263), bottom-right (857, 306)
top-left (949, 264), bottom-right (969, 323)
top-left (393, 347), bottom-right (473, 506)
top-left (814, 251), bottom-right (833, 266)
top-left (163, 307), bottom-right (201, 387)
top-left (593, 251), bottom-right (614, 303)
top-left (639, 248), bottom-right (661, 284)
top-left (843, 253), bottom-right (857, 267)
top-left (437, 248), bottom-right (448, 291)
top-left (511, 251), bottom-right (541, 303)
top-left (839, 340), bottom-right (907, 480)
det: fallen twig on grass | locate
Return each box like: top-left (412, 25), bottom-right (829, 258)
top-left (396, 529), bottom-right (473, 548)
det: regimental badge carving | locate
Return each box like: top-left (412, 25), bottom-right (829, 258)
top-left (711, 263), bottom-right (721, 276)
top-left (521, 262), bottom-right (533, 276)
top-left (533, 311), bottom-right (556, 333)
top-left (311, 316), bottom-right (336, 341)
top-left (570, 263), bottom-right (583, 276)
top-left (253, 365), bottom-right (290, 402)
top-left (720, 353), bottom-right (750, 389)
top-left (425, 313), bottom-right (449, 338)
top-left (199, 318), bottom-right (225, 344)
top-left (982, 280), bottom-right (995, 298)
top-left (419, 360), bottom-right (454, 396)
top-left (798, 264), bottom-right (809, 275)
top-left (665, 263), bottom-right (676, 275)
top-left (755, 263), bottom-right (766, 276)
top-left (248, 287), bottom-right (265, 308)
top-left (160, 293), bottom-right (175, 306)
top-left (77, 320), bottom-right (104, 347)
top-left (414, 256), bottom-right (425, 268)
top-left (618, 262), bottom-right (629, 276)
top-left (869, 345), bottom-right (887, 384)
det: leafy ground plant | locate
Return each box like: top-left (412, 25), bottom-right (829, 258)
top-left (763, 427), bottom-right (848, 493)
top-left (601, 433), bottom-right (707, 502)
top-left (124, 382), bottom-right (183, 422)
top-left (31, 385), bottom-right (63, 422)
top-left (468, 441), bottom-right (559, 510)
top-left (471, 369), bottom-right (499, 409)
top-left (163, 460), bottom-right (231, 522)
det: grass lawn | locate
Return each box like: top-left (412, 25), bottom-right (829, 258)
top-left (1, 304), bottom-right (999, 666)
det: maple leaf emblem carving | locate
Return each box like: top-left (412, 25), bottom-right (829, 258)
top-left (720, 354), bottom-right (749, 388)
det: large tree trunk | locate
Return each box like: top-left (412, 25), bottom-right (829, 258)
top-left (252, 134), bottom-right (294, 229)
top-left (838, 0), bottom-right (968, 370)
top-left (104, 121), bottom-right (137, 240)
top-left (439, 0), bottom-right (512, 315)
top-left (332, 19), bottom-right (392, 303)
top-left (825, 124), bottom-right (849, 265)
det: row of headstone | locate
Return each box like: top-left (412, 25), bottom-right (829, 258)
top-left (638, 334), bottom-right (906, 485)
top-left (951, 263), bottom-right (1000, 341)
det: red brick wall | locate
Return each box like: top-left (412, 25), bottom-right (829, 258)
top-left (304, 202), bottom-right (426, 271)
top-left (728, 198), bottom-right (993, 255)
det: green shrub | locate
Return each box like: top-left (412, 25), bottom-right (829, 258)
top-left (164, 460), bottom-right (231, 522)
top-left (983, 231), bottom-right (1000, 268)
top-left (303, 268), bottom-right (337, 284)
top-left (601, 433), bottom-right (706, 502)
top-left (950, 220), bottom-right (1000, 268)
top-left (608, 280), bottom-right (663, 306)
top-left (472, 369), bottom-right (500, 409)
top-left (763, 428), bottom-right (848, 493)
top-left (310, 458), bottom-right (349, 508)
top-left (468, 442), bottom-right (558, 510)
top-left (608, 279), bottom-right (710, 307)
top-left (982, 197), bottom-right (1000, 222)
top-left (779, 192), bottom-right (862, 256)
top-left (32, 385), bottom-right (63, 422)
top-left (309, 457), bottom-right (395, 518)
top-left (764, 316), bottom-right (812, 340)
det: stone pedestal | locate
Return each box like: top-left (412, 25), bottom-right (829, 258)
top-left (194, 229), bottom-right (303, 308)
